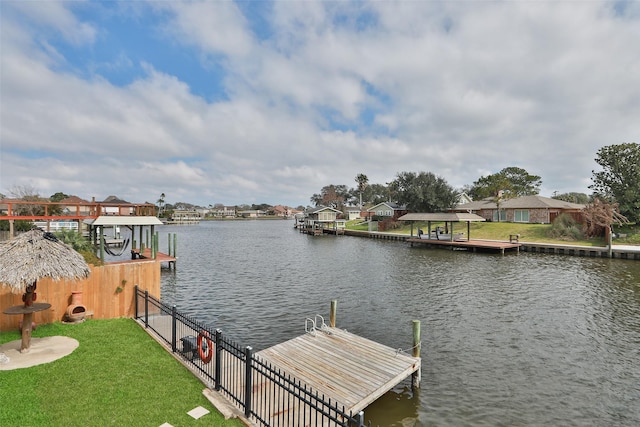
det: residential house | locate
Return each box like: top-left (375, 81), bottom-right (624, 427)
top-left (239, 210), bottom-right (266, 218)
top-left (272, 205), bottom-right (292, 217)
top-left (169, 209), bottom-right (201, 223)
top-left (210, 206), bottom-right (236, 217)
top-left (453, 195), bottom-right (585, 224)
top-left (366, 202), bottom-right (408, 220)
top-left (343, 206), bottom-right (363, 221)
top-left (101, 195), bottom-right (134, 215)
top-left (59, 195), bottom-right (94, 216)
top-left (303, 206), bottom-right (346, 231)
top-left (457, 192), bottom-right (473, 205)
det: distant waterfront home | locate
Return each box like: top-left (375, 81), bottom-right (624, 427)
top-left (220, 206), bottom-right (236, 217)
top-left (344, 206), bottom-right (363, 221)
top-left (60, 195), bottom-right (93, 216)
top-left (303, 206), bottom-right (346, 231)
top-left (169, 209), bottom-right (202, 223)
top-left (452, 195), bottom-right (585, 224)
top-left (102, 195), bottom-right (135, 215)
top-left (239, 210), bottom-right (266, 218)
top-left (305, 206), bottom-right (342, 222)
top-left (366, 202), bottom-right (409, 220)
top-left (272, 205), bottom-right (299, 217)
top-left (457, 192), bottom-right (473, 205)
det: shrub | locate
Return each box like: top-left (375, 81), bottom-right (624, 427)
top-left (54, 230), bottom-right (103, 266)
top-left (548, 214), bottom-right (584, 241)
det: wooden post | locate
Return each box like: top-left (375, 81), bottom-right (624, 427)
top-left (173, 233), bottom-right (177, 258)
top-left (20, 282), bottom-right (36, 352)
top-left (20, 312), bottom-right (33, 352)
top-left (412, 319), bottom-right (421, 389)
top-left (99, 226), bottom-right (105, 261)
top-left (330, 300), bottom-right (337, 327)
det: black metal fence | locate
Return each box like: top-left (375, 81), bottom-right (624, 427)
top-left (134, 286), bottom-right (367, 427)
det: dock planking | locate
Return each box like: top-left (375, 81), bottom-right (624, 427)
top-left (256, 326), bottom-right (421, 415)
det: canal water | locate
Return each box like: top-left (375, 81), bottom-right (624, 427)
top-left (157, 220), bottom-right (640, 426)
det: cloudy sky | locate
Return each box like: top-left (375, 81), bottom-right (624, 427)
top-left (1, 1), bottom-right (639, 208)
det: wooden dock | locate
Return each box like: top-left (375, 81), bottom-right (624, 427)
top-left (130, 248), bottom-right (177, 268)
top-left (407, 238), bottom-right (521, 254)
top-left (138, 313), bottom-right (420, 425)
top-left (256, 326), bottom-right (420, 417)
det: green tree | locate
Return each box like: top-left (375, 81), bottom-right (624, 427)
top-left (157, 193), bottom-right (166, 216)
top-left (368, 183), bottom-right (391, 205)
top-left (469, 167), bottom-right (541, 221)
top-left (355, 173), bottom-right (369, 209)
top-left (589, 142), bottom-right (640, 223)
top-left (48, 192), bottom-right (69, 215)
top-left (389, 171), bottom-right (458, 212)
top-left (310, 184), bottom-right (349, 208)
top-left (50, 192), bottom-right (69, 202)
top-left (552, 192), bottom-right (590, 204)
top-left (469, 167), bottom-right (542, 200)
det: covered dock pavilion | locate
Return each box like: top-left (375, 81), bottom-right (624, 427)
top-left (398, 212), bottom-right (487, 241)
top-left (84, 215), bottom-right (165, 262)
top-left (399, 212), bottom-right (521, 254)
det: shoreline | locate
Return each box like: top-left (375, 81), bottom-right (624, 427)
top-left (339, 229), bottom-right (640, 260)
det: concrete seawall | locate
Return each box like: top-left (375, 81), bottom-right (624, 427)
top-left (341, 229), bottom-right (640, 260)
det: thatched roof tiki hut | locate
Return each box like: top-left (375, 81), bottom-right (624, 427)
top-left (0, 228), bottom-right (90, 352)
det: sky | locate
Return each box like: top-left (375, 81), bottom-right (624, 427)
top-left (1, 1), bottom-right (639, 208)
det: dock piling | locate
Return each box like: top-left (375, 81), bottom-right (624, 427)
top-left (412, 319), bottom-right (421, 389)
top-left (330, 299), bottom-right (337, 327)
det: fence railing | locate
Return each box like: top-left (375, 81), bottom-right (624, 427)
top-left (134, 286), bottom-right (367, 427)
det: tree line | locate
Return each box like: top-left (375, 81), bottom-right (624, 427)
top-left (310, 143), bottom-right (640, 224)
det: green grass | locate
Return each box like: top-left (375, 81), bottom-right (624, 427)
top-left (0, 319), bottom-right (244, 427)
top-left (345, 220), bottom-right (636, 247)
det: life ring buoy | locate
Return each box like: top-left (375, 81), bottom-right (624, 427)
top-left (197, 330), bottom-right (213, 363)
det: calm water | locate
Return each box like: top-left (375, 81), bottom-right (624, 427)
top-left (155, 220), bottom-right (640, 426)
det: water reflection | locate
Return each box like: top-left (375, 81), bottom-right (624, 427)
top-left (158, 221), bottom-right (640, 426)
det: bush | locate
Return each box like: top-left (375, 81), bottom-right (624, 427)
top-left (548, 214), bottom-right (584, 241)
top-left (54, 230), bottom-right (103, 266)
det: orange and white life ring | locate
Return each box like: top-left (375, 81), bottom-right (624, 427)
top-left (197, 330), bottom-right (213, 363)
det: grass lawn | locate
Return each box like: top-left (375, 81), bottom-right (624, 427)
top-left (345, 220), bottom-right (638, 247)
top-left (0, 318), bottom-right (244, 427)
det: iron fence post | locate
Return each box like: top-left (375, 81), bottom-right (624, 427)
top-left (134, 285), bottom-right (139, 319)
top-left (215, 329), bottom-right (222, 391)
top-left (244, 346), bottom-right (253, 418)
top-left (144, 290), bottom-right (149, 327)
top-left (171, 305), bottom-right (177, 353)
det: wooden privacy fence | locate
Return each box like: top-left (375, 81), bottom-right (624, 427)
top-left (1, 260), bottom-right (161, 331)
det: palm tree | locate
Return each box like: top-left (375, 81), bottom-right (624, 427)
top-left (157, 193), bottom-right (166, 216)
top-left (355, 173), bottom-right (369, 209)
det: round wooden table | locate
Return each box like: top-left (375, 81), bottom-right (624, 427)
top-left (3, 303), bottom-right (52, 315)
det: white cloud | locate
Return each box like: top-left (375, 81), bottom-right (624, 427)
top-left (1, 0), bottom-right (639, 207)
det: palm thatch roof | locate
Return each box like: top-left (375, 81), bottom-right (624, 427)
top-left (0, 228), bottom-right (90, 293)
